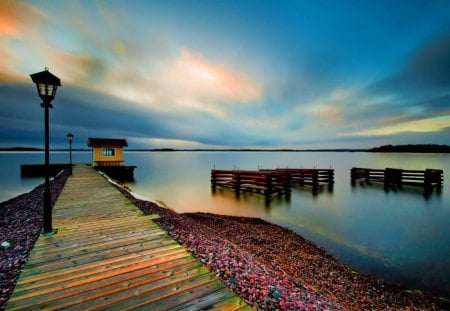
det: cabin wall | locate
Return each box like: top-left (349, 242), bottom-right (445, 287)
top-left (92, 146), bottom-right (124, 165)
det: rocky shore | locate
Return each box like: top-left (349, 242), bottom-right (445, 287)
top-left (1, 171), bottom-right (449, 310)
top-left (121, 190), bottom-right (449, 310)
top-left (0, 171), bottom-right (69, 308)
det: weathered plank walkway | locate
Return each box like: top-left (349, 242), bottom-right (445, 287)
top-left (6, 165), bottom-right (251, 310)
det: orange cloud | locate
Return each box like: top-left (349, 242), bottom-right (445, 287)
top-left (172, 48), bottom-right (264, 104)
top-left (0, 1), bottom-right (45, 37)
top-left (100, 48), bottom-right (264, 117)
top-left (309, 105), bottom-right (343, 127)
top-left (303, 88), bottom-right (349, 128)
top-left (48, 50), bottom-right (97, 84)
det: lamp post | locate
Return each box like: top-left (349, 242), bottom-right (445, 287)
top-left (30, 68), bottom-right (61, 236)
top-left (66, 133), bottom-right (73, 175)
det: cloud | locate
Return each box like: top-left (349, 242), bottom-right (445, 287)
top-left (304, 88), bottom-right (350, 128)
top-left (102, 48), bottom-right (264, 117)
top-left (48, 51), bottom-right (98, 85)
top-left (0, 1), bottom-right (48, 81)
top-left (332, 33), bottom-right (450, 140)
top-left (367, 33), bottom-right (450, 96)
top-left (0, 1), bottom-right (46, 37)
top-left (130, 137), bottom-right (227, 149)
top-left (171, 48), bottom-right (263, 104)
top-left (355, 115), bottom-right (450, 136)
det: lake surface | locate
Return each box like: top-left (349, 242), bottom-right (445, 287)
top-left (1, 151), bottom-right (449, 297)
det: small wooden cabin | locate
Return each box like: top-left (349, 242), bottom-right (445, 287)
top-left (87, 138), bottom-right (128, 166)
top-left (87, 137), bottom-right (135, 181)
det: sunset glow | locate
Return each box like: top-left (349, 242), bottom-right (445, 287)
top-left (1, 0), bottom-right (449, 149)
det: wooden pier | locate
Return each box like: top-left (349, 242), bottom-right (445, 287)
top-left (350, 167), bottom-right (443, 190)
top-left (6, 165), bottom-right (250, 310)
top-left (211, 168), bottom-right (334, 197)
top-left (211, 169), bottom-right (290, 197)
top-left (274, 168), bottom-right (334, 189)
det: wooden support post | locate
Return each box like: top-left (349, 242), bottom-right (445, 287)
top-left (424, 169), bottom-right (443, 190)
top-left (328, 170), bottom-right (334, 192)
top-left (299, 171), bottom-right (305, 186)
top-left (264, 173), bottom-right (272, 197)
top-left (364, 169), bottom-right (370, 183)
top-left (385, 168), bottom-right (402, 189)
top-left (285, 171), bottom-right (291, 194)
top-left (234, 171), bottom-right (241, 197)
top-left (312, 170), bottom-right (318, 192)
top-left (211, 170), bottom-right (216, 192)
top-left (350, 168), bottom-right (356, 186)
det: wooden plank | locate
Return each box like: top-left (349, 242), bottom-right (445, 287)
top-left (39, 268), bottom-right (216, 310)
top-left (6, 165), bottom-right (249, 310)
top-left (10, 261), bottom-right (205, 306)
top-left (165, 287), bottom-right (240, 311)
top-left (13, 252), bottom-right (195, 294)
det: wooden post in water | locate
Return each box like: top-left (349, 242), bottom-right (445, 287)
top-left (384, 168), bottom-right (403, 189)
top-left (234, 171), bottom-right (241, 197)
top-left (284, 171), bottom-right (291, 194)
top-left (312, 170), bottom-right (318, 192)
top-left (265, 173), bottom-right (272, 197)
top-left (424, 169), bottom-right (443, 191)
top-left (211, 170), bottom-right (217, 192)
top-left (327, 169), bottom-right (334, 191)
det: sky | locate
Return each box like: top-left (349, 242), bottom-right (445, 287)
top-left (1, 0), bottom-right (450, 149)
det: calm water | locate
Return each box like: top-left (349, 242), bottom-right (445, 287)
top-left (1, 151), bottom-right (449, 297)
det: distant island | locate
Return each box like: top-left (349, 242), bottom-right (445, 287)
top-left (0, 147), bottom-right (43, 151)
top-left (1, 144), bottom-right (449, 153)
top-left (370, 144), bottom-right (450, 153)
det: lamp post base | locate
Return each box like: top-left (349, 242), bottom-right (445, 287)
top-left (42, 228), bottom-right (58, 236)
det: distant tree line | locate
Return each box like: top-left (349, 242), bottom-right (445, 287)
top-left (370, 144), bottom-right (450, 153)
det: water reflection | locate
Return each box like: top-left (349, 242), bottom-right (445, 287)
top-left (2, 151), bottom-right (449, 297)
top-left (351, 180), bottom-right (442, 199)
top-left (211, 180), bottom-right (336, 209)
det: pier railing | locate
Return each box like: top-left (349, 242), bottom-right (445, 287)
top-left (211, 169), bottom-right (290, 197)
top-left (351, 167), bottom-right (443, 190)
top-left (274, 168), bottom-right (334, 187)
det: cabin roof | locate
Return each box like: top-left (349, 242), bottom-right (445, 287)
top-left (87, 138), bottom-right (128, 147)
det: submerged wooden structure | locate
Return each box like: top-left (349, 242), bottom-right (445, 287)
top-left (274, 168), bottom-right (334, 189)
top-left (211, 168), bottom-right (334, 198)
top-left (350, 167), bottom-right (443, 191)
top-left (211, 169), bottom-right (291, 197)
top-left (6, 165), bottom-right (250, 310)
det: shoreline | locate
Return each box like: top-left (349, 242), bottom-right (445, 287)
top-left (117, 187), bottom-right (449, 310)
top-left (1, 172), bottom-right (449, 310)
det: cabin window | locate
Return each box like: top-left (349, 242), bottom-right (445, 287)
top-left (102, 147), bottom-right (116, 157)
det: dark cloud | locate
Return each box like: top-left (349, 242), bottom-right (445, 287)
top-left (0, 83), bottom-right (272, 148)
top-left (367, 33), bottom-right (450, 96)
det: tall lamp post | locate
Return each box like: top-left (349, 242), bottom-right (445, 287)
top-left (30, 68), bottom-right (61, 236)
top-left (66, 133), bottom-right (74, 175)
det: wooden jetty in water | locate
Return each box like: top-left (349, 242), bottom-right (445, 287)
top-left (211, 168), bottom-right (334, 197)
top-left (211, 169), bottom-right (291, 197)
top-left (274, 168), bottom-right (334, 188)
top-left (350, 167), bottom-right (443, 190)
top-left (6, 165), bottom-right (250, 310)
